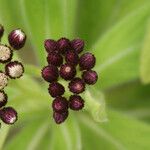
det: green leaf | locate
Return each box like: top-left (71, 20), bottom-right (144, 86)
top-left (79, 110), bottom-right (150, 150)
top-left (0, 124), bottom-right (9, 150)
top-left (76, 0), bottom-right (150, 48)
top-left (140, 21), bottom-right (150, 84)
top-left (105, 80), bottom-right (150, 120)
top-left (82, 88), bottom-right (107, 122)
top-left (92, 3), bottom-right (150, 89)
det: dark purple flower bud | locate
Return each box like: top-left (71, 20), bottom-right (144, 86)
top-left (71, 38), bottom-right (84, 53)
top-left (68, 77), bottom-right (85, 94)
top-left (69, 95), bottom-right (84, 111)
top-left (47, 52), bottom-right (63, 66)
top-left (0, 91), bottom-right (7, 108)
top-left (41, 65), bottom-right (59, 83)
top-left (5, 61), bottom-right (24, 79)
top-left (53, 111), bottom-right (68, 124)
top-left (57, 38), bottom-right (71, 54)
top-left (0, 72), bottom-right (8, 90)
top-left (0, 24), bottom-right (4, 39)
top-left (8, 29), bottom-right (26, 50)
top-left (0, 107), bottom-right (18, 124)
top-left (52, 96), bottom-right (68, 113)
top-left (65, 50), bottom-right (79, 65)
top-left (79, 52), bottom-right (96, 70)
top-left (0, 44), bottom-right (13, 63)
top-left (48, 82), bottom-right (65, 97)
top-left (59, 63), bottom-right (76, 80)
top-left (82, 70), bottom-right (98, 85)
top-left (44, 39), bottom-right (57, 53)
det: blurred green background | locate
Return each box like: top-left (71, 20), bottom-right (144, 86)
top-left (0, 0), bottom-right (150, 149)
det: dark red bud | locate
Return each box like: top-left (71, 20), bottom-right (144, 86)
top-left (57, 38), bottom-right (71, 54)
top-left (48, 82), bottom-right (65, 97)
top-left (0, 107), bottom-right (18, 124)
top-left (41, 65), bottom-right (59, 83)
top-left (0, 91), bottom-right (7, 108)
top-left (82, 70), bottom-right (98, 85)
top-left (69, 95), bottom-right (84, 111)
top-left (0, 44), bottom-right (13, 63)
top-left (8, 29), bottom-right (26, 50)
top-left (53, 111), bottom-right (68, 124)
top-left (71, 38), bottom-right (84, 53)
top-left (65, 50), bottom-right (79, 65)
top-left (79, 52), bottom-right (95, 70)
top-left (59, 64), bottom-right (76, 80)
top-left (52, 96), bottom-right (68, 113)
top-left (68, 77), bottom-right (85, 94)
top-left (47, 52), bottom-right (63, 66)
top-left (5, 61), bottom-right (24, 79)
top-left (0, 25), bottom-right (4, 39)
top-left (44, 39), bottom-right (57, 53)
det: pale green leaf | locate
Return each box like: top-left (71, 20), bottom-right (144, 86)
top-left (140, 21), bottom-right (150, 84)
top-left (92, 3), bottom-right (150, 89)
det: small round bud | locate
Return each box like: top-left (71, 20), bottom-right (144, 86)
top-left (0, 107), bottom-right (18, 124)
top-left (0, 91), bottom-right (7, 108)
top-left (65, 50), bottom-right (79, 65)
top-left (5, 61), bottom-right (24, 79)
top-left (52, 96), bottom-right (68, 113)
top-left (0, 24), bottom-right (4, 39)
top-left (47, 52), bottom-right (63, 66)
top-left (82, 70), bottom-right (98, 85)
top-left (79, 52), bottom-right (96, 70)
top-left (68, 78), bottom-right (85, 94)
top-left (59, 64), bottom-right (76, 80)
top-left (48, 82), bottom-right (65, 97)
top-left (57, 38), bottom-right (71, 54)
top-left (53, 111), bottom-right (68, 124)
top-left (44, 39), bottom-right (57, 53)
top-left (71, 38), bottom-right (84, 53)
top-left (0, 44), bottom-right (13, 63)
top-left (69, 95), bottom-right (84, 111)
top-left (8, 29), bottom-right (26, 50)
top-left (41, 65), bottom-right (59, 83)
top-left (0, 72), bottom-right (8, 90)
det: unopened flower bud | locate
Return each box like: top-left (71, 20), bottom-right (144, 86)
top-left (65, 50), bottom-right (79, 65)
top-left (52, 96), bottom-right (68, 113)
top-left (59, 64), bottom-right (76, 80)
top-left (0, 107), bottom-right (18, 124)
top-left (69, 95), bottom-right (84, 110)
top-left (82, 70), bottom-right (98, 85)
top-left (68, 77), bottom-right (85, 94)
top-left (79, 52), bottom-right (95, 70)
top-left (8, 29), bottom-right (26, 50)
top-left (41, 65), bottom-right (59, 83)
top-left (53, 111), bottom-right (68, 124)
top-left (44, 39), bottom-right (57, 53)
top-left (71, 38), bottom-right (84, 53)
top-left (47, 52), bottom-right (63, 66)
top-left (48, 82), bottom-right (65, 97)
top-left (57, 38), bottom-right (71, 54)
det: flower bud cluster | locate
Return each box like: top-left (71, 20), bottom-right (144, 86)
top-left (42, 37), bottom-right (98, 124)
top-left (0, 25), bottom-right (26, 127)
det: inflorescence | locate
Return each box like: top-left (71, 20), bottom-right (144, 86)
top-left (42, 37), bottom-right (98, 124)
top-left (0, 24), bottom-right (26, 127)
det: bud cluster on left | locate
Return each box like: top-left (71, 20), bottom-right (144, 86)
top-left (0, 24), bottom-right (26, 127)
